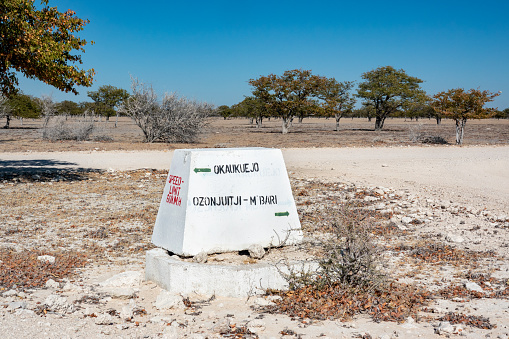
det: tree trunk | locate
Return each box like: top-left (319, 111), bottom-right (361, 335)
top-left (436, 116), bottom-right (441, 125)
top-left (115, 112), bottom-right (119, 128)
top-left (282, 117), bottom-right (290, 134)
top-left (374, 116), bottom-right (385, 131)
top-left (3, 115), bottom-right (10, 128)
top-left (455, 118), bottom-right (467, 145)
top-left (298, 116), bottom-right (303, 123)
top-left (256, 116), bottom-right (263, 128)
top-left (20, 117), bottom-right (23, 126)
top-left (335, 114), bottom-right (341, 131)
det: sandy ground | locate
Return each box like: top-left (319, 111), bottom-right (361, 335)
top-left (1, 146), bottom-right (509, 338)
top-left (2, 146), bottom-right (508, 213)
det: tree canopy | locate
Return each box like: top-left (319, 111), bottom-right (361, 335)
top-left (432, 88), bottom-right (500, 144)
top-left (87, 85), bottom-right (129, 123)
top-left (0, 0), bottom-right (95, 97)
top-left (357, 66), bottom-right (425, 130)
top-left (249, 69), bottom-right (323, 133)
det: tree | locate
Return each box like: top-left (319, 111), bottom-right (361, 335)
top-left (249, 69), bottom-right (322, 134)
top-left (216, 105), bottom-right (232, 120)
top-left (3, 92), bottom-right (40, 127)
top-left (118, 78), bottom-right (211, 143)
top-left (232, 96), bottom-right (266, 128)
top-left (0, 95), bottom-right (11, 127)
top-left (0, 0), bottom-right (95, 97)
top-left (357, 66), bottom-right (425, 130)
top-left (36, 94), bottom-right (56, 127)
top-left (432, 88), bottom-right (500, 145)
top-left (318, 78), bottom-right (356, 131)
top-left (87, 85), bottom-right (129, 126)
top-left (56, 100), bottom-right (83, 116)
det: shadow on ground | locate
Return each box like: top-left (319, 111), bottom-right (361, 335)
top-left (0, 159), bottom-right (102, 182)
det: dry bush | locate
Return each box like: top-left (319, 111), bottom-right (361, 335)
top-left (119, 77), bottom-right (212, 143)
top-left (42, 116), bottom-right (95, 141)
top-left (280, 205), bottom-right (386, 291)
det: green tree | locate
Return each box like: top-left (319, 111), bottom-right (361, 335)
top-left (3, 92), bottom-right (40, 127)
top-left (357, 66), bottom-right (425, 130)
top-left (318, 78), bottom-right (356, 131)
top-left (249, 69), bottom-right (322, 134)
top-left (56, 100), bottom-right (83, 116)
top-left (216, 105), bottom-right (232, 120)
top-left (432, 88), bottom-right (500, 145)
top-left (232, 96), bottom-right (267, 128)
top-left (87, 85), bottom-right (129, 126)
top-left (0, 0), bottom-right (95, 97)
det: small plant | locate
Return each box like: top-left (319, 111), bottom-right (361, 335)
top-left (42, 116), bottom-right (95, 141)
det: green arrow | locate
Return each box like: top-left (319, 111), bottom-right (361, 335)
top-left (194, 168), bottom-right (211, 173)
top-left (275, 211), bottom-right (289, 217)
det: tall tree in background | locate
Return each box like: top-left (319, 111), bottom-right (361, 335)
top-left (56, 100), bottom-right (83, 116)
top-left (318, 78), bottom-right (356, 131)
top-left (432, 88), bottom-right (500, 145)
top-left (3, 92), bottom-right (40, 127)
top-left (0, 0), bottom-right (95, 97)
top-left (249, 69), bottom-right (321, 134)
top-left (357, 66), bottom-right (425, 130)
top-left (232, 96), bottom-right (266, 128)
top-left (87, 85), bottom-right (129, 126)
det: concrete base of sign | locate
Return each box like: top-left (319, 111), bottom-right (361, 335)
top-left (145, 248), bottom-right (318, 298)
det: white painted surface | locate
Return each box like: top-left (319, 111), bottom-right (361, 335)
top-left (145, 248), bottom-right (317, 297)
top-left (151, 148), bottom-right (302, 256)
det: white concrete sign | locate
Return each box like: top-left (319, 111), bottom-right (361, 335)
top-left (152, 148), bottom-right (302, 256)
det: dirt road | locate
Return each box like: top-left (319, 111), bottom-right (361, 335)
top-left (2, 146), bottom-right (508, 213)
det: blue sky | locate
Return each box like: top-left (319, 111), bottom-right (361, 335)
top-left (18, 0), bottom-right (509, 109)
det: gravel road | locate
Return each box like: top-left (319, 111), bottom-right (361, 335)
top-left (2, 146), bottom-right (508, 212)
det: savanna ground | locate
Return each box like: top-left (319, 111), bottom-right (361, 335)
top-left (1, 116), bottom-right (508, 152)
top-left (0, 116), bottom-right (508, 338)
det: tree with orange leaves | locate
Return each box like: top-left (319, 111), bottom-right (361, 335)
top-left (432, 88), bottom-right (500, 145)
top-left (0, 0), bottom-right (95, 97)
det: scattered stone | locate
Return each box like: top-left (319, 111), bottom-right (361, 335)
top-left (45, 279), bottom-right (60, 289)
top-left (62, 281), bottom-right (82, 292)
top-left (44, 294), bottom-right (74, 313)
top-left (435, 321), bottom-right (463, 335)
top-left (445, 233), bottom-right (465, 243)
top-left (253, 297), bottom-right (275, 307)
top-left (37, 255), bottom-right (55, 264)
top-left (154, 290), bottom-right (185, 310)
top-left (465, 281), bottom-right (484, 293)
top-left (99, 271), bottom-right (142, 288)
top-left (247, 319), bottom-right (266, 332)
top-left (7, 301), bottom-right (27, 310)
top-left (248, 244), bottom-right (266, 259)
top-left (193, 252), bottom-right (208, 264)
top-left (150, 315), bottom-right (173, 324)
top-left (120, 299), bottom-right (136, 320)
top-left (364, 196), bottom-right (378, 202)
top-left (95, 312), bottom-right (115, 325)
top-left (401, 216), bottom-right (413, 224)
top-left (3, 289), bottom-right (18, 297)
top-left (100, 287), bottom-right (137, 299)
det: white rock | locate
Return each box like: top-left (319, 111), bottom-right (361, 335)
top-left (3, 289), bottom-right (18, 297)
top-left (100, 287), bottom-right (137, 299)
top-left (154, 290), bottom-right (185, 310)
top-left (120, 299), bottom-right (136, 320)
top-left (7, 301), bottom-right (27, 310)
top-left (45, 279), bottom-right (60, 289)
top-left (435, 321), bottom-right (463, 335)
top-left (445, 233), bottom-right (464, 243)
top-left (465, 281), bottom-right (484, 293)
top-left (95, 312), bottom-right (115, 325)
top-left (374, 203), bottom-right (386, 210)
top-left (401, 216), bottom-right (413, 224)
top-left (248, 319), bottom-right (266, 332)
top-left (99, 271), bottom-right (142, 288)
top-left (192, 252), bottom-right (208, 263)
top-left (364, 196), bottom-right (378, 202)
top-left (44, 294), bottom-right (74, 313)
top-left (62, 282), bottom-right (82, 292)
top-left (248, 244), bottom-right (266, 259)
top-left (253, 297), bottom-right (275, 307)
top-left (37, 255), bottom-right (56, 264)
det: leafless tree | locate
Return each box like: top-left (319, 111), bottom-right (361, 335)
top-left (37, 94), bottom-right (56, 127)
top-left (119, 77), bottom-right (211, 143)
